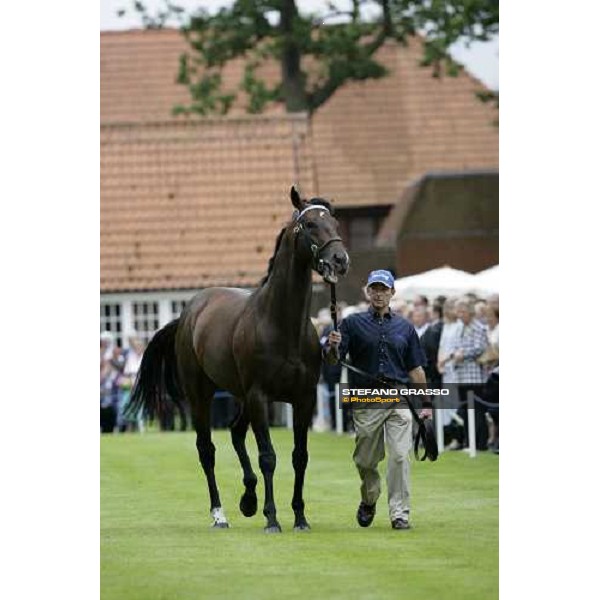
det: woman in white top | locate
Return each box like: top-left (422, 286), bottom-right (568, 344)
top-left (436, 298), bottom-right (463, 440)
top-left (116, 335), bottom-right (146, 432)
top-left (437, 298), bottom-right (463, 384)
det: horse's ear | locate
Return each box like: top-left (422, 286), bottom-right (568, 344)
top-left (290, 185), bottom-right (303, 210)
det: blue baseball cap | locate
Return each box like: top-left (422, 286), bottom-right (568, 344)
top-left (367, 269), bottom-right (395, 289)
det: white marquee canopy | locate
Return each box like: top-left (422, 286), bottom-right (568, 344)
top-left (393, 265), bottom-right (499, 299)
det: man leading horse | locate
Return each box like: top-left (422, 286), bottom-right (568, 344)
top-left (324, 269), bottom-right (432, 530)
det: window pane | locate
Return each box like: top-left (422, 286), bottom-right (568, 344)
top-left (171, 300), bottom-right (187, 317)
top-left (350, 217), bottom-right (376, 251)
top-left (100, 302), bottom-right (123, 347)
top-left (132, 301), bottom-right (160, 344)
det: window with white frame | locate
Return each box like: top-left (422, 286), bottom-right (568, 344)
top-left (171, 300), bottom-right (187, 318)
top-left (100, 302), bottom-right (123, 347)
top-left (132, 301), bottom-right (160, 344)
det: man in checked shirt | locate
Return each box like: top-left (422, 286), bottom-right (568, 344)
top-left (451, 297), bottom-right (490, 451)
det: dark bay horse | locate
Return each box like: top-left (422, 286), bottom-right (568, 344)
top-left (129, 187), bottom-right (349, 532)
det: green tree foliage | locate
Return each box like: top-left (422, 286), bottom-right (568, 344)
top-left (121, 1), bottom-right (498, 116)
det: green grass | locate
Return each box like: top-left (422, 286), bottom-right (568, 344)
top-left (101, 429), bottom-right (498, 600)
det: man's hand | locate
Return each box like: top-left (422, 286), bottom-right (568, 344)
top-left (323, 330), bottom-right (342, 365)
top-left (408, 367), bottom-right (432, 419)
top-left (454, 349), bottom-right (464, 364)
top-left (328, 330), bottom-right (342, 348)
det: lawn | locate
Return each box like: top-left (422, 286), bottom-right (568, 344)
top-left (101, 429), bottom-right (498, 600)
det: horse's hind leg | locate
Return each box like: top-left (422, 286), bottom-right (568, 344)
top-left (230, 402), bottom-right (258, 517)
top-left (184, 370), bottom-right (229, 528)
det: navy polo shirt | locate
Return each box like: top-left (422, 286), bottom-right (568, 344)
top-left (329, 306), bottom-right (426, 386)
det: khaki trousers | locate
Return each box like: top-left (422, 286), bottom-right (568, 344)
top-left (352, 407), bottom-right (413, 521)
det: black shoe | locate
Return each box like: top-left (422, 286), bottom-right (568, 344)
top-left (356, 502), bottom-right (376, 527)
top-left (391, 518), bottom-right (410, 530)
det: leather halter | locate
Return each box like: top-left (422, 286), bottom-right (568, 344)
top-left (292, 205), bottom-right (343, 272)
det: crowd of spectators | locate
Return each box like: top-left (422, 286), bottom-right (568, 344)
top-left (101, 292), bottom-right (499, 454)
top-left (313, 292), bottom-right (499, 453)
top-left (100, 330), bottom-right (231, 433)
top-left (100, 332), bottom-right (146, 434)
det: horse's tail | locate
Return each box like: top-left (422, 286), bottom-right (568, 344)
top-left (127, 318), bottom-right (185, 422)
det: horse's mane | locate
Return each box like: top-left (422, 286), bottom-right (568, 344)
top-left (259, 227), bottom-right (287, 287)
top-left (258, 198), bottom-right (334, 287)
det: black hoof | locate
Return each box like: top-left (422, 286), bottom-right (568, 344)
top-left (212, 522), bottom-right (230, 529)
top-left (264, 524), bottom-right (282, 534)
top-left (239, 492), bottom-right (258, 517)
top-left (293, 522), bottom-right (311, 532)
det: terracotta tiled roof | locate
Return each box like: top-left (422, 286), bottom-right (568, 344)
top-left (101, 29), bottom-right (283, 123)
top-left (100, 29), bottom-right (498, 292)
top-left (311, 41), bottom-right (498, 207)
top-left (101, 116), bottom-right (315, 292)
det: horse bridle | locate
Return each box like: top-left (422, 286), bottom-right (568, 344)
top-left (292, 205), bottom-right (343, 272)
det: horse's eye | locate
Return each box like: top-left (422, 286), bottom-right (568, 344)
top-left (306, 221), bottom-right (317, 230)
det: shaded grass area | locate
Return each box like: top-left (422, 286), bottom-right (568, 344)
top-left (101, 429), bottom-right (498, 600)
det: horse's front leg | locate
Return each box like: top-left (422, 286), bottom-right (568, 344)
top-left (291, 391), bottom-right (316, 531)
top-left (247, 389), bottom-right (281, 533)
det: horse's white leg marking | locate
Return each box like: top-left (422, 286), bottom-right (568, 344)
top-left (211, 506), bottom-right (229, 526)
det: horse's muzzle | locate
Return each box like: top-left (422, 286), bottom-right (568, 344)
top-left (318, 249), bottom-right (349, 283)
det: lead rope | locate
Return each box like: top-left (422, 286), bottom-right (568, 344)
top-left (329, 282), bottom-right (338, 332)
top-left (328, 282), bottom-right (433, 461)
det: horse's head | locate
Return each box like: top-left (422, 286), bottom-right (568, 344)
top-left (290, 186), bottom-right (350, 284)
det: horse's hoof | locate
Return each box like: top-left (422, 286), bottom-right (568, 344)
top-left (293, 522), bottom-right (311, 532)
top-left (264, 524), bottom-right (282, 534)
top-left (239, 493), bottom-right (258, 517)
top-left (210, 507), bottom-right (229, 528)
